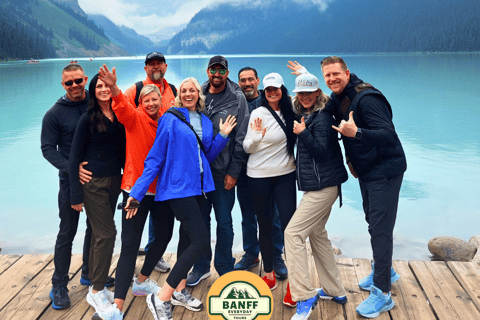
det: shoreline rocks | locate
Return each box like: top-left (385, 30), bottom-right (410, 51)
top-left (428, 236), bottom-right (477, 262)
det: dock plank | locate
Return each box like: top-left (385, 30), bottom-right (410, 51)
top-left (0, 254), bottom-right (22, 275)
top-left (0, 254), bottom-right (83, 320)
top-left (410, 260), bottom-right (479, 320)
top-left (0, 254), bottom-right (54, 311)
top-left (447, 261), bottom-right (480, 313)
top-left (2, 253), bottom-right (480, 320)
top-left (390, 260), bottom-right (434, 320)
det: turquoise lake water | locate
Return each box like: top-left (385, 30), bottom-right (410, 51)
top-left (1, 53), bottom-right (479, 260)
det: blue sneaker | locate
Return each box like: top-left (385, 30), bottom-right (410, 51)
top-left (273, 256), bottom-right (288, 279)
top-left (356, 285), bottom-right (395, 318)
top-left (234, 254), bottom-right (259, 270)
top-left (291, 294), bottom-right (319, 320)
top-left (359, 262), bottom-right (400, 291)
top-left (316, 288), bottom-right (347, 305)
top-left (50, 286), bottom-right (70, 309)
top-left (80, 275), bottom-right (115, 288)
top-left (186, 268), bottom-right (211, 287)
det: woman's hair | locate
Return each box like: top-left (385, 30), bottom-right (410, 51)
top-left (139, 84), bottom-right (162, 103)
top-left (292, 89), bottom-right (330, 115)
top-left (87, 73), bottom-right (112, 133)
top-left (175, 77), bottom-right (206, 112)
top-left (260, 85), bottom-right (296, 155)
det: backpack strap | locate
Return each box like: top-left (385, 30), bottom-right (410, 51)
top-left (168, 83), bottom-right (177, 97)
top-left (166, 109), bottom-right (205, 152)
top-left (263, 104), bottom-right (289, 140)
top-left (134, 81), bottom-right (144, 107)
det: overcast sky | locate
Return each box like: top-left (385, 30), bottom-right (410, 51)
top-left (78, 0), bottom-right (332, 42)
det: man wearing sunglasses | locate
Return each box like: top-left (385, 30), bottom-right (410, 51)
top-left (186, 55), bottom-right (250, 286)
top-left (41, 63), bottom-right (92, 310)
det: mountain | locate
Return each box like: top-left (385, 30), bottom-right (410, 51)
top-left (0, 0), bottom-right (129, 60)
top-left (225, 287), bottom-right (255, 300)
top-left (89, 14), bottom-right (163, 55)
top-left (166, 0), bottom-right (480, 54)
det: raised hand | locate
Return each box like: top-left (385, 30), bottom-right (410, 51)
top-left (98, 64), bottom-right (117, 87)
top-left (293, 116), bottom-right (306, 135)
top-left (219, 115), bottom-right (237, 136)
top-left (287, 61), bottom-right (305, 76)
top-left (251, 117), bottom-right (266, 137)
top-left (332, 111), bottom-right (358, 137)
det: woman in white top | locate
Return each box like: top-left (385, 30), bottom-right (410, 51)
top-left (243, 73), bottom-right (297, 290)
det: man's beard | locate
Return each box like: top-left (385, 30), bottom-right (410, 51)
top-left (150, 72), bottom-right (164, 81)
top-left (243, 87), bottom-right (255, 97)
top-left (211, 78), bottom-right (226, 88)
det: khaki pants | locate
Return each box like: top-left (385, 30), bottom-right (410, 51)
top-left (284, 186), bottom-right (346, 301)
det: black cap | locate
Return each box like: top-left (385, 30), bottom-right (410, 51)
top-left (145, 52), bottom-right (166, 65)
top-left (208, 55), bottom-right (228, 70)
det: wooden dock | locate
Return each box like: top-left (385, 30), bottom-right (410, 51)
top-left (1, 253), bottom-right (480, 319)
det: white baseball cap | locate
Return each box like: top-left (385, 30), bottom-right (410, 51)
top-left (262, 73), bottom-right (284, 88)
top-left (293, 73), bottom-right (319, 92)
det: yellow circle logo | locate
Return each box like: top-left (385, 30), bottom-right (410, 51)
top-left (207, 270), bottom-right (273, 320)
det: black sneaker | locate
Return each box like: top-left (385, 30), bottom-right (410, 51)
top-left (81, 275), bottom-right (115, 287)
top-left (50, 286), bottom-right (70, 309)
top-left (274, 256), bottom-right (288, 279)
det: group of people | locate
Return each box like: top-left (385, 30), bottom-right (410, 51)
top-left (41, 53), bottom-right (406, 320)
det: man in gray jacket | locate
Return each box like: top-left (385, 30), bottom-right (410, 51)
top-left (187, 56), bottom-right (250, 286)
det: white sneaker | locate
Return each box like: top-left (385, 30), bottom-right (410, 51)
top-left (172, 288), bottom-right (203, 311)
top-left (103, 287), bottom-right (115, 304)
top-left (132, 277), bottom-right (161, 296)
top-left (154, 257), bottom-right (171, 273)
top-left (86, 286), bottom-right (113, 313)
top-left (92, 303), bottom-right (123, 320)
top-left (146, 293), bottom-right (173, 320)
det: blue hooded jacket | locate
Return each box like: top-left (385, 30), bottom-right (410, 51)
top-left (130, 107), bottom-right (229, 202)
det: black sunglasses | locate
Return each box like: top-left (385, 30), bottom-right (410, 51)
top-left (64, 78), bottom-right (84, 87)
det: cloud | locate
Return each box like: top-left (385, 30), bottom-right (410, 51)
top-left (78, 0), bottom-right (334, 41)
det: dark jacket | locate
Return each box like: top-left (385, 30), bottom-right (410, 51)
top-left (326, 74), bottom-right (407, 180)
top-left (296, 109), bottom-right (348, 191)
top-left (69, 113), bottom-right (126, 205)
top-left (202, 78), bottom-right (250, 181)
top-left (41, 92), bottom-right (89, 179)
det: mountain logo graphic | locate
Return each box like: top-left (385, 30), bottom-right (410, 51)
top-left (208, 271), bottom-right (272, 320)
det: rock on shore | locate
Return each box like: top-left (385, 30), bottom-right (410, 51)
top-left (428, 236), bottom-right (477, 261)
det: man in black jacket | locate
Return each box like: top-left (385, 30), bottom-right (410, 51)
top-left (321, 56), bottom-right (406, 318)
top-left (41, 64), bottom-right (92, 310)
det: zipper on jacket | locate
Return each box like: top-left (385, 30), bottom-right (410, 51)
top-left (313, 158), bottom-right (321, 184)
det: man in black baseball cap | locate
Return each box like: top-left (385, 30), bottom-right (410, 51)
top-left (145, 52), bottom-right (166, 65)
top-left (186, 55), bottom-right (250, 286)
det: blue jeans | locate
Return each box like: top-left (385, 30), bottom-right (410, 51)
top-left (237, 171), bottom-right (284, 259)
top-left (192, 178), bottom-right (235, 276)
top-left (52, 178), bottom-right (92, 288)
top-left (359, 173), bottom-right (403, 293)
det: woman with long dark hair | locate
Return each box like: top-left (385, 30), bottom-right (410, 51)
top-left (243, 72), bottom-right (297, 290)
top-left (69, 73), bottom-right (125, 315)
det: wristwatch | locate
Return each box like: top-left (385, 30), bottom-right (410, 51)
top-left (355, 128), bottom-right (362, 140)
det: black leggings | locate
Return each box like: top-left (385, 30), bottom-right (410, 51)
top-left (114, 191), bottom-right (174, 300)
top-left (165, 196), bottom-right (209, 288)
top-left (248, 172), bottom-right (296, 273)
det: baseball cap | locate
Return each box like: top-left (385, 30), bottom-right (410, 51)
top-left (262, 73), bottom-right (284, 88)
top-left (208, 55), bottom-right (228, 69)
top-left (292, 73), bottom-right (319, 92)
top-left (145, 52), bottom-right (166, 65)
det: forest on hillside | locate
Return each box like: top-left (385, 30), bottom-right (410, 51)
top-left (0, 0), bottom-right (56, 60)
